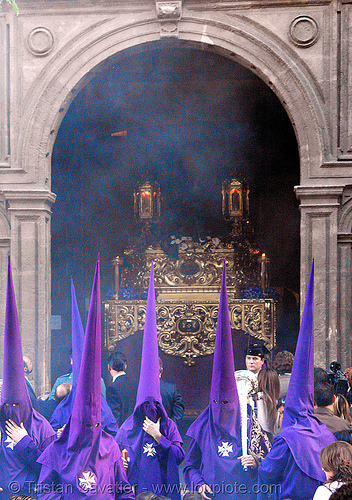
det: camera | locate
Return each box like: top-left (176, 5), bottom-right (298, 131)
top-left (327, 361), bottom-right (349, 396)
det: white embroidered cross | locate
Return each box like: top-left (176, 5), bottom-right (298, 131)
top-left (143, 442), bottom-right (157, 457)
top-left (218, 441), bottom-right (233, 457)
top-left (78, 471), bottom-right (97, 491)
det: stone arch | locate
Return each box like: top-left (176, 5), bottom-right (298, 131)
top-left (339, 187), bottom-right (352, 234)
top-left (17, 10), bottom-right (327, 188)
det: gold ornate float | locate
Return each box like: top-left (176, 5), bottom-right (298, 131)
top-left (104, 178), bottom-right (276, 364)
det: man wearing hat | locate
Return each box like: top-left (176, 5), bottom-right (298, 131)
top-left (245, 343), bottom-right (269, 376)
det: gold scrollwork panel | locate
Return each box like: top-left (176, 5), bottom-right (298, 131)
top-left (104, 299), bottom-right (275, 365)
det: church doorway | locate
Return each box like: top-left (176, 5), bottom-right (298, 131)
top-left (50, 40), bottom-right (300, 400)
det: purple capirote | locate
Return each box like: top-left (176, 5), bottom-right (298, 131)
top-left (116, 262), bottom-right (184, 500)
top-left (184, 262), bottom-right (255, 500)
top-left (0, 255), bottom-right (55, 499)
top-left (38, 258), bottom-right (133, 499)
top-left (279, 261), bottom-right (335, 480)
top-left (50, 278), bottom-right (118, 436)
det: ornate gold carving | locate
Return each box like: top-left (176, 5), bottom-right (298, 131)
top-left (109, 235), bottom-right (275, 364)
top-left (104, 298), bottom-right (276, 365)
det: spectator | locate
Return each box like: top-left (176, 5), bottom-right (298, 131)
top-left (313, 441), bottom-right (352, 499)
top-left (329, 483), bottom-right (352, 500)
top-left (35, 382), bottom-right (71, 421)
top-left (315, 367), bottom-right (329, 385)
top-left (106, 350), bottom-right (138, 427)
top-left (314, 383), bottom-right (352, 433)
top-left (333, 394), bottom-right (352, 423)
top-left (273, 350), bottom-right (294, 398)
top-left (183, 493), bottom-right (203, 500)
top-left (333, 430), bottom-right (352, 444)
top-left (135, 493), bottom-right (156, 500)
top-left (245, 343), bottom-right (269, 376)
top-left (256, 367), bottom-right (280, 441)
top-left (23, 356), bottom-right (37, 406)
top-left (344, 367), bottom-right (352, 405)
top-left (159, 357), bottom-right (184, 427)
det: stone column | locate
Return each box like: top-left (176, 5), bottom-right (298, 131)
top-left (3, 189), bottom-right (56, 395)
top-left (295, 185), bottom-right (344, 368)
top-left (337, 233), bottom-right (352, 368)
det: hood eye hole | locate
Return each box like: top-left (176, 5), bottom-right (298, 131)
top-left (222, 401), bottom-right (229, 405)
top-left (213, 399), bottom-right (218, 404)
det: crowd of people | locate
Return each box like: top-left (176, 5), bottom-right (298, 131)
top-left (1, 257), bottom-right (352, 499)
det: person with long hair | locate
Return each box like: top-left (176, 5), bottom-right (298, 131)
top-left (333, 395), bottom-right (352, 423)
top-left (313, 441), bottom-right (352, 499)
top-left (257, 368), bottom-right (281, 440)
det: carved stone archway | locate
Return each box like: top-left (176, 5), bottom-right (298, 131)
top-left (1, 1), bottom-right (351, 389)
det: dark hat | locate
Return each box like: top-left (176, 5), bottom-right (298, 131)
top-left (245, 343), bottom-right (269, 358)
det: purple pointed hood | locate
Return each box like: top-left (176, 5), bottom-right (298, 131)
top-left (50, 277), bottom-right (118, 436)
top-left (71, 277), bottom-right (85, 389)
top-left (71, 258), bottom-right (101, 430)
top-left (0, 256), bottom-right (55, 497)
top-left (49, 277), bottom-right (83, 424)
top-left (0, 255), bottom-right (31, 422)
top-left (185, 261), bottom-right (255, 488)
top-left (116, 262), bottom-right (183, 500)
top-left (279, 261), bottom-right (335, 480)
top-left (38, 258), bottom-right (123, 481)
top-left (135, 262), bottom-right (162, 409)
top-left (209, 261), bottom-right (241, 435)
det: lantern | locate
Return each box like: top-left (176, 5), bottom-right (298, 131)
top-left (134, 180), bottom-right (161, 226)
top-left (222, 178), bottom-right (249, 228)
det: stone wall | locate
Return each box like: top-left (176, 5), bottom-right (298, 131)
top-left (0, 0), bottom-right (351, 390)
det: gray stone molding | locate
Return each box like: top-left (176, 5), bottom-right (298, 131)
top-left (7, 9), bottom-right (331, 189)
top-left (296, 185), bottom-right (344, 367)
top-left (2, 189), bottom-right (55, 394)
top-left (1, 0), bottom-right (352, 382)
top-left (27, 27), bottom-right (54, 57)
top-left (289, 16), bottom-right (319, 48)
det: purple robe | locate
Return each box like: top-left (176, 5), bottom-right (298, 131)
top-left (0, 256), bottom-right (56, 498)
top-left (258, 263), bottom-right (335, 499)
top-left (184, 405), bottom-right (269, 500)
top-left (258, 436), bottom-right (324, 500)
top-left (116, 399), bottom-right (184, 500)
top-left (50, 279), bottom-right (118, 437)
top-left (38, 424), bottom-right (133, 500)
top-left (0, 413), bottom-right (56, 499)
top-left (116, 264), bottom-right (184, 500)
top-left (37, 259), bottom-right (134, 500)
top-left (184, 262), bottom-right (270, 500)
top-left (50, 389), bottom-right (119, 436)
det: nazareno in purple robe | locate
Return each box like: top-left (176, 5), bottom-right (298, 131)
top-left (116, 263), bottom-right (184, 500)
top-left (50, 278), bottom-right (118, 437)
top-left (258, 262), bottom-right (335, 500)
top-left (37, 259), bottom-right (134, 500)
top-left (184, 262), bottom-right (271, 500)
top-left (0, 256), bottom-right (56, 499)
